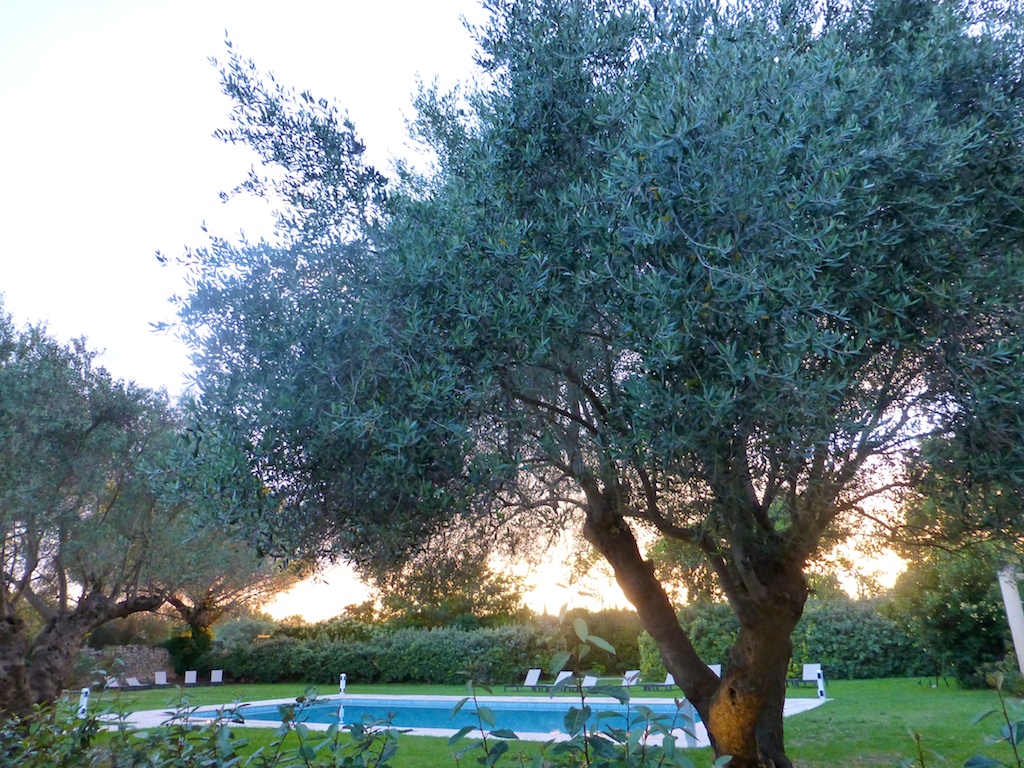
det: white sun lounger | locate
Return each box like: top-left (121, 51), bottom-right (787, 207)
top-left (504, 668), bottom-right (542, 691)
top-left (535, 669), bottom-right (574, 691)
top-left (643, 672), bottom-right (675, 691)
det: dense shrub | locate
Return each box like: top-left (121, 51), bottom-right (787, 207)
top-left (680, 602), bottom-right (739, 669)
top-left (379, 624), bottom-right (547, 684)
top-left (211, 624), bottom-right (549, 686)
top-left (793, 599), bottom-right (930, 679)
top-left (582, 609), bottom-right (643, 673)
top-left (163, 627), bottom-right (214, 675)
top-left (536, 609), bottom-right (643, 674)
top-left (639, 598), bottom-right (927, 680)
top-left (271, 615), bottom-right (378, 643)
top-left (978, 652), bottom-right (1024, 697)
top-left (214, 613), bottom-right (280, 650)
top-left (888, 546), bottom-right (1013, 688)
top-left (210, 637), bottom-right (372, 685)
top-left (638, 601), bottom-right (737, 680)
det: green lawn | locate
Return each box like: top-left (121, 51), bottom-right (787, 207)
top-left (103, 678), bottom-right (1019, 767)
top-left (783, 678), bottom-right (1014, 768)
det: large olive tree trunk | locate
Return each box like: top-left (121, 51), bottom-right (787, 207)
top-left (584, 504), bottom-right (807, 768)
top-left (0, 609), bottom-right (32, 719)
top-left (711, 600), bottom-right (803, 767)
top-left (0, 591), bottom-right (166, 719)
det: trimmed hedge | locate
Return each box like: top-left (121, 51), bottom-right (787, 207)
top-left (533, 609), bottom-right (643, 675)
top-left (213, 599), bottom-right (931, 686)
top-left (639, 599), bottom-right (931, 680)
top-left (210, 624), bottom-right (549, 685)
top-left (794, 600), bottom-right (931, 679)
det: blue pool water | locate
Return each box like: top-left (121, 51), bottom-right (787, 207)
top-left (197, 696), bottom-right (696, 735)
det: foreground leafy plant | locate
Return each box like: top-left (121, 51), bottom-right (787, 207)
top-left (545, 682), bottom-right (724, 768)
top-left (448, 678), bottom-right (527, 767)
top-left (964, 674), bottom-right (1024, 768)
top-left (0, 688), bottom-right (403, 768)
top-left (897, 729), bottom-right (945, 768)
top-left (450, 616), bottom-right (727, 767)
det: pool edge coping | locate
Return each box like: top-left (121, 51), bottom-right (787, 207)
top-left (122, 693), bottom-right (828, 748)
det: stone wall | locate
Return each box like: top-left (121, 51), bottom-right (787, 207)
top-left (75, 645), bottom-right (174, 686)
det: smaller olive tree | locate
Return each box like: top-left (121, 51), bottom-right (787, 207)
top-left (0, 305), bottom-right (294, 717)
top-left (0, 308), bottom-right (173, 716)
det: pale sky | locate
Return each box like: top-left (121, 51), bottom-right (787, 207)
top-left (0, 0), bottom-right (484, 395)
top-left (0, 0), bottom-right (633, 621)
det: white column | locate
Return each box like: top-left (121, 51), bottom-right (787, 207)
top-left (77, 687), bottom-right (90, 718)
top-left (998, 567), bottom-right (1024, 677)
top-left (680, 700), bottom-right (698, 748)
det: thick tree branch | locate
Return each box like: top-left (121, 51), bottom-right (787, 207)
top-left (508, 388), bottom-right (601, 437)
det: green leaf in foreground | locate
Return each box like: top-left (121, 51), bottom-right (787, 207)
top-left (964, 756), bottom-right (1004, 768)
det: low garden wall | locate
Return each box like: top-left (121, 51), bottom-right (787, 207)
top-left (75, 644), bottom-right (173, 687)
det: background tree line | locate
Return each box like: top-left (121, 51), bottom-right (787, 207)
top-left (118, 557), bottom-right (1017, 694)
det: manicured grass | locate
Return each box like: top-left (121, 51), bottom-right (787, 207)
top-left (782, 678), bottom-right (1013, 767)
top-left (106, 678), bottom-right (1020, 767)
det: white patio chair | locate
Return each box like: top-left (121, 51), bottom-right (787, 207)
top-left (504, 668), bottom-right (542, 691)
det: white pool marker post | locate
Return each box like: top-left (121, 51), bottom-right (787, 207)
top-left (815, 668), bottom-right (826, 700)
top-left (339, 673), bottom-right (347, 694)
top-left (77, 687), bottom-right (90, 718)
top-left (680, 700), bottom-right (698, 748)
top-left (999, 567), bottom-right (1024, 677)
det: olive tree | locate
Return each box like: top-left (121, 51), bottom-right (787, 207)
top-left (0, 306), bottom-right (292, 717)
top-left (0, 310), bottom-right (175, 715)
top-left (149, 418), bottom-right (304, 635)
top-left (177, 1), bottom-right (1024, 764)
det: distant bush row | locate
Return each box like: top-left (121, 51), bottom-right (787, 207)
top-left (207, 624), bottom-right (550, 686)
top-left (205, 608), bottom-right (644, 684)
top-left (638, 599), bottom-right (933, 681)
top-left (199, 599), bottom-right (941, 687)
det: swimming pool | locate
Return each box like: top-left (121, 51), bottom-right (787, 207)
top-left (195, 694), bottom-right (699, 743)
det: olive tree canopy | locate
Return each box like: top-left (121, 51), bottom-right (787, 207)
top-left (177, 1), bottom-right (1024, 763)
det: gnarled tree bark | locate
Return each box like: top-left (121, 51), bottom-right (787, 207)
top-left (0, 590), bottom-right (166, 719)
top-left (583, 497), bottom-right (807, 768)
